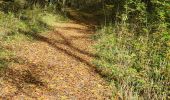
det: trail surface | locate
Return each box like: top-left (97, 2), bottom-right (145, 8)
top-left (0, 12), bottom-right (112, 100)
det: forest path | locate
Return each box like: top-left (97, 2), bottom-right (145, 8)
top-left (0, 10), bottom-right (112, 99)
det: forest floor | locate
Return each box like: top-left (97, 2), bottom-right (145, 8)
top-left (0, 9), bottom-right (112, 99)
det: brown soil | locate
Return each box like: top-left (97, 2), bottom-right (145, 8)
top-left (0, 14), bottom-right (112, 99)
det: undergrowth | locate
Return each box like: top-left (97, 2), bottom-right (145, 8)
top-left (93, 1), bottom-right (170, 99)
top-left (93, 24), bottom-right (170, 100)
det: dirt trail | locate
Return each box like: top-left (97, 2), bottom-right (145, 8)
top-left (0, 12), bottom-right (112, 99)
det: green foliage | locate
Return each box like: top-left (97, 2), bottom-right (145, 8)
top-left (0, 12), bottom-right (23, 34)
top-left (0, 6), bottom-right (68, 42)
top-left (95, 24), bottom-right (170, 100)
top-left (0, 3), bottom-right (68, 70)
top-left (0, 0), bottom-right (170, 99)
top-left (0, 46), bottom-right (13, 70)
top-left (94, 0), bottom-right (170, 99)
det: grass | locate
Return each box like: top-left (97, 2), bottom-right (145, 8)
top-left (0, 7), bottom-right (68, 42)
top-left (0, 7), bottom-right (68, 71)
top-left (93, 24), bottom-right (170, 100)
top-left (0, 47), bottom-right (13, 70)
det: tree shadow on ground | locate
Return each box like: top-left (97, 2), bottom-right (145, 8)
top-left (22, 30), bottom-right (94, 66)
top-left (0, 57), bottom-right (49, 99)
top-left (19, 28), bottom-right (109, 79)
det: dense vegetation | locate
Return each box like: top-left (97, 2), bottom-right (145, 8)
top-left (93, 0), bottom-right (170, 99)
top-left (0, 0), bottom-right (170, 99)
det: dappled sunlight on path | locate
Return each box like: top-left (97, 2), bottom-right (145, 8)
top-left (0, 21), bottom-right (112, 99)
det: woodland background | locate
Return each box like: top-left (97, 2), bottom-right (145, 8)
top-left (0, 0), bottom-right (170, 99)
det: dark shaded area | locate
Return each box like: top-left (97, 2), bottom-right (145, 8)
top-left (65, 9), bottom-right (103, 26)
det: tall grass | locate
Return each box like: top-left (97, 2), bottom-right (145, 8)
top-left (93, 1), bottom-right (170, 99)
top-left (94, 23), bottom-right (170, 99)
